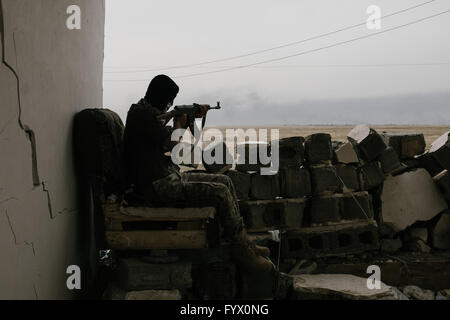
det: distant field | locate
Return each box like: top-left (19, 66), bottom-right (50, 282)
top-left (205, 125), bottom-right (449, 148)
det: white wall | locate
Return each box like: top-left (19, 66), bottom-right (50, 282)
top-left (0, 0), bottom-right (104, 299)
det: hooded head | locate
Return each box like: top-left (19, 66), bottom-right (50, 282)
top-left (144, 74), bottom-right (179, 111)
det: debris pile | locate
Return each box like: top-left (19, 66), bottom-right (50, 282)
top-left (222, 127), bottom-right (450, 260)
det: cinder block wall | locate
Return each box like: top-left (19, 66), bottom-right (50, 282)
top-left (0, 0), bottom-right (105, 299)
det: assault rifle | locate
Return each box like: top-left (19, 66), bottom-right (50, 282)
top-left (157, 102), bottom-right (221, 125)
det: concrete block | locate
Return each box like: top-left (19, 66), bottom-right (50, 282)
top-left (310, 195), bottom-right (341, 225)
top-left (280, 167), bottom-right (311, 198)
top-left (281, 221), bottom-right (379, 259)
top-left (240, 198), bottom-right (306, 229)
top-left (433, 170), bottom-right (450, 201)
top-left (202, 141), bottom-right (233, 173)
top-left (429, 131), bottom-right (450, 170)
top-left (336, 165), bottom-right (360, 192)
top-left (347, 125), bottom-right (386, 161)
top-left (381, 132), bottom-right (426, 159)
top-left (235, 141), bottom-right (271, 172)
top-left (117, 258), bottom-right (192, 291)
top-left (381, 169), bottom-right (448, 231)
top-left (311, 165), bottom-right (340, 195)
top-left (432, 211), bottom-right (450, 250)
top-left (329, 223), bottom-right (379, 254)
top-left (277, 136), bottom-right (305, 167)
top-left (377, 147), bottom-right (402, 174)
top-left (340, 192), bottom-right (374, 220)
top-left (250, 172), bottom-right (280, 200)
top-left (418, 151), bottom-right (443, 177)
top-left (305, 133), bottom-right (333, 164)
top-left (360, 162), bottom-right (384, 190)
top-left (225, 170), bottom-right (251, 200)
top-left (334, 142), bottom-right (360, 164)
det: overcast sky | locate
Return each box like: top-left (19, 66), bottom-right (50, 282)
top-left (103, 0), bottom-right (450, 125)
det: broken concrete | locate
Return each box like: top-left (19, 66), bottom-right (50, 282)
top-left (334, 142), bottom-right (359, 164)
top-left (381, 132), bottom-right (426, 160)
top-left (429, 132), bottom-right (450, 170)
top-left (305, 133), bottom-right (333, 164)
top-left (347, 125), bottom-right (386, 161)
top-left (432, 211), bottom-right (450, 250)
top-left (433, 170), bottom-right (450, 201)
top-left (402, 285), bottom-right (435, 300)
top-left (292, 274), bottom-right (392, 300)
top-left (381, 169), bottom-right (448, 231)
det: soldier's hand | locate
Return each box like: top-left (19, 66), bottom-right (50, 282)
top-left (174, 114), bottom-right (188, 129)
top-left (194, 103), bottom-right (208, 118)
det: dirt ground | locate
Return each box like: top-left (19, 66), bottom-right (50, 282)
top-left (205, 125), bottom-right (449, 148)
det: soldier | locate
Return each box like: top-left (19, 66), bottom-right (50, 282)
top-left (123, 74), bottom-right (275, 275)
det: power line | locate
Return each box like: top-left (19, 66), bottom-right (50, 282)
top-left (104, 8), bottom-right (450, 82)
top-left (103, 63), bottom-right (450, 70)
top-left (103, 0), bottom-right (438, 74)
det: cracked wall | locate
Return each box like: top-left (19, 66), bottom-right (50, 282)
top-left (0, 0), bottom-right (105, 299)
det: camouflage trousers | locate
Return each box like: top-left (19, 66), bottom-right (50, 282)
top-left (152, 171), bottom-right (242, 239)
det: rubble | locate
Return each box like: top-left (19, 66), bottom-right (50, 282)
top-left (402, 285), bottom-right (435, 300)
top-left (292, 274), bottom-right (392, 300)
top-left (381, 132), bottom-right (426, 159)
top-left (432, 211), bottom-right (450, 250)
top-left (381, 169), bottom-right (448, 231)
top-left (347, 125), bottom-right (386, 161)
